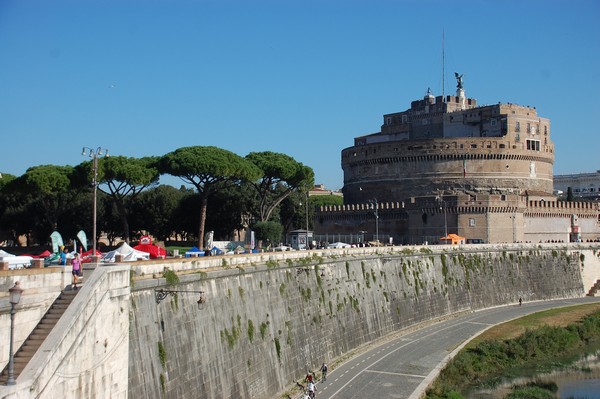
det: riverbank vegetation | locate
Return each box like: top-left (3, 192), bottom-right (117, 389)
top-left (426, 303), bottom-right (600, 399)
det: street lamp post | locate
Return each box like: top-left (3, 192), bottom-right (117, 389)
top-left (305, 192), bottom-right (309, 249)
top-left (7, 282), bottom-right (24, 386)
top-left (82, 147), bottom-right (108, 262)
top-left (437, 196), bottom-right (448, 238)
top-left (510, 213), bottom-right (516, 243)
top-left (369, 199), bottom-right (379, 243)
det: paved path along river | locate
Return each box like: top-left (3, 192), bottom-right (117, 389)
top-left (310, 296), bottom-right (600, 399)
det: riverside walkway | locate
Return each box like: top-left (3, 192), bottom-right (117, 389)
top-left (306, 296), bottom-right (600, 399)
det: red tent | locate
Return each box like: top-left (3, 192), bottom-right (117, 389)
top-left (19, 250), bottom-right (51, 259)
top-left (133, 243), bottom-right (166, 259)
top-left (37, 250), bottom-right (52, 258)
top-left (81, 248), bottom-right (103, 263)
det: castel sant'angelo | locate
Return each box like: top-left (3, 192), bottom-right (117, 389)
top-left (315, 75), bottom-right (600, 244)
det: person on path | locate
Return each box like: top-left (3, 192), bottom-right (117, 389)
top-left (59, 247), bottom-right (68, 266)
top-left (71, 253), bottom-right (82, 290)
top-left (305, 372), bottom-right (313, 384)
top-left (307, 381), bottom-right (316, 398)
top-left (321, 363), bottom-right (328, 382)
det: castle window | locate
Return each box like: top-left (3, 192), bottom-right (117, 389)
top-left (500, 195), bottom-right (506, 201)
top-left (491, 119), bottom-right (497, 126)
top-left (527, 123), bottom-right (531, 133)
top-left (526, 139), bottom-right (540, 151)
top-left (470, 144), bottom-right (477, 149)
top-left (515, 121), bottom-right (520, 132)
top-left (386, 117), bottom-right (391, 125)
top-left (402, 115), bottom-right (408, 123)
top-left (469, 218), bottom-right (476, 227)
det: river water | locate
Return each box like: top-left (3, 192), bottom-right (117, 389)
top-left (467, 350), bottom-right (600, 399)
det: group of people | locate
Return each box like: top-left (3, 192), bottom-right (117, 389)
top-left (58, 246), bottom-right (83, 290)
top-left (302, 363), bottom-right (328, 398)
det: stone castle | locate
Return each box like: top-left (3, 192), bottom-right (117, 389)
top-left (316, 77), bottom-right (600, 244)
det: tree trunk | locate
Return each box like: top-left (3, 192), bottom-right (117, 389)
top-left (115, 200), bottom-right (130, 243)
top-left (198, 194), bottom-right (208, 249)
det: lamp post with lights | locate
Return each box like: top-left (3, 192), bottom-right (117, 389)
top-left (6, 282), bottom-right (24, 385)
top-left (82, 147), bottom-right (108, 261)
top-left (368, 198), bottom-right (379, 243)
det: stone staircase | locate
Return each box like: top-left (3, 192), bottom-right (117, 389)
top-left (587, 279), bottom-right (600, 297)
top-left (0, 288), bottom-right (79, 384)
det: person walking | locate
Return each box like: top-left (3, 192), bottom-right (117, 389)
top-left (59, 247), bottom-right (68, 266)
top-left (71, 253), bottom-right (82, 290)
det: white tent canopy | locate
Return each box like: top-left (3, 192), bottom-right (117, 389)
top-left (101, 243), bottom-right (150, 262)
top-left (0, 250), bottom-right (33, 269)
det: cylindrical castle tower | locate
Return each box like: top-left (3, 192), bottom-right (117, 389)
top-left (341, 88), bottom-right (554, 204)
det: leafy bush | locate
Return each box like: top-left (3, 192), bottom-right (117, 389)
top-left (253, 221), bottom-right (283, 247)
top-left (426, 311), bottom-right (600, 398)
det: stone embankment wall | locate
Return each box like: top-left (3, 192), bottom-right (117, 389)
top-left (0, 265), bottom-right (130, 399)
top-left (0, 267), bottom-right (72, 371)
top-left (128, 245), bottom-right (597, 399)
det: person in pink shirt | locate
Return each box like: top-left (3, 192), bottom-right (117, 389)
top-left (71, 253), bottom-right (82, 290)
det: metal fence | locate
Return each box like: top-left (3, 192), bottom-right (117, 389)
top-left (312, 233), bottom-right (392, 245)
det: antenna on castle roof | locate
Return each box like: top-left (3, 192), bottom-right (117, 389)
top-left (441, 29), bottom-right (445, 102)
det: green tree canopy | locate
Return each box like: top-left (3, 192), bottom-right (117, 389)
top-left (158, 146), bottom-right (261, 248)
top-left (206, 182), bottom-right (256, 241)
top-left (130, 184), bottom-right (186, 242)
top-left (246, 151), bottom-right (314, 222)
top-left (75, 155), bottom-right (160, 243)
top-left (6, 165), bottom-right (77, 244)
top-left (310, 195), bottom-right (343, 207)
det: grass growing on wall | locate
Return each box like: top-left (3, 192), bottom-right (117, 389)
top-left (300, 286), bottom-right (312, 302)
top-left (345, 261), bottom-right (350, 279)
top-left (163, 269), bottom-right (179, 286)
top-left (160, 373), bottom-right (166, 394)
top-left (158, 341), bottom-right (167, 369)
top-left (260, 322), bottom-right (268, 340)
top-left (274, 337), bottom-right (282, 362)
top-left (247, 319), bottom-right (255, 343)
top-left (315, 266), bottom-right (323, 288)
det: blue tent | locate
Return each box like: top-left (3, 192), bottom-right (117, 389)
top-left (185, 246), bottom-right (205, 257)
top-left (211, 246), bottom-right (224, 255)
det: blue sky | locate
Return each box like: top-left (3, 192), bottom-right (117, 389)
top-left (1, 0), bottom-right (599, 191)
